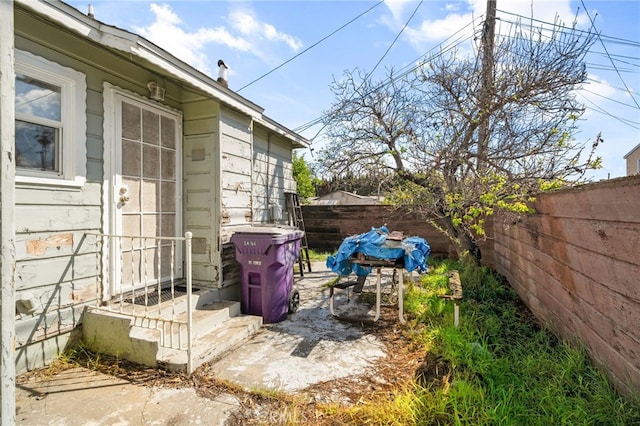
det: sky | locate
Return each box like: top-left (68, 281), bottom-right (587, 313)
top-left (67, 0), bottom-right (640, 180)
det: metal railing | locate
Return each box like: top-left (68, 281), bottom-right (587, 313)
top-left (87, 231), bottom-right (194, 373)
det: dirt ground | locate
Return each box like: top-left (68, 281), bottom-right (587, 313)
top-left (18, 299), bottom-right (434, 425)
top-left (18, 260), bottom-right (447, 426)
top-left (203, 303), bottom-right (430, 424)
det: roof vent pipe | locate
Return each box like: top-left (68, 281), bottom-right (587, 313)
top-left (88, 4), bottom-right (94, 18)
top-left (217, 59), bottom-right (228, 88)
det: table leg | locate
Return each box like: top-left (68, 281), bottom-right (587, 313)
top-left (398, 269), bottom-right (406, 324)
top-left (329, 287), bottom-right (336, 316)
top-left (373, 267), bottom-right (381, 322)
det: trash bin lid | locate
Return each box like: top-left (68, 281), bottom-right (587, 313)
top-left (231, 226), bottom-right (304, 244)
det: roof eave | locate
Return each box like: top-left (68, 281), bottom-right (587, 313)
top-left (623, 142), bottom-right (640, 159)
top-left (257, 116), bottom-right (310, 149)
top-left (16, 0), bottom-right (266, 119)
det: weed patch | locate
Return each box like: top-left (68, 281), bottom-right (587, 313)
top-left (323, 257), bottom-right (640, 425)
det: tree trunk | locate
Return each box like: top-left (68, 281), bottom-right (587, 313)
top-left (441, 216), bottom-right (482, 265)
top-left (457, 229), bottom-right (482, 266)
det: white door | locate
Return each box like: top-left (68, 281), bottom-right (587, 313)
top-left (106, 90), bottom-right (182, 295)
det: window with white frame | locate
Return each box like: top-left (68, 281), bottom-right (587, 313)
top-left (637, 158), bottom-right (640, 174)
top-left (15, 50), bottom-right (86, 185)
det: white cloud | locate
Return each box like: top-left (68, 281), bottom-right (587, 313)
top-left (583, 76), bottom-right (617, 102)
top-left (491, 0), bottom-right (589, 28)
top-left (383, 0), bottom-right (416, 23)
top-left (404, 12), bottom-right (475, 48)
top-left (229, 9), bottom-right (303, 52)
top-left (390, 0), bottom-right (589, 53)
top-left (230, 9), bottom-right (261, 35)
top-left (578, 76), bottom-right (636, 128)
top-left (134, 3), bottom-right (247, 73)
top-left (443, 3), bottom-right (461, 13)
top-left (133, 3), bottom-right (302, 74)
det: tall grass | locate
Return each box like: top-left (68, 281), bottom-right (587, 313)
top-left (396, 257), bottom-right (640, 425)
top-left (306, 249), bottom-right (332, 261)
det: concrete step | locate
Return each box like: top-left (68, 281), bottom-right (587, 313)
top-left (82, 295), bottom-right (262, 373)
top-left (130, 299), bottom-right (242, 343)
top-left (159, 314), bottom-right (263, 373)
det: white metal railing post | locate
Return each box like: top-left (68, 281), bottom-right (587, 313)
top-left (86, 232), bottom-right (196, 369)
top-left (185, 231), bottom-right (193, 374)
top-left (95, 235), bottom-right (101, 307)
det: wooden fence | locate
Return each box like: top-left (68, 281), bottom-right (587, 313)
top-left (302, 174), bottom-right (640, 395)
top-left (493, 175), bottom-right (640, 395)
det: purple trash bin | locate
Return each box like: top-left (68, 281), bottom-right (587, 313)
top-left (231, 227), bottom-right (303, 323)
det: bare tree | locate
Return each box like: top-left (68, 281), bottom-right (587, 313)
top-left (316, 68), bottom-right (420, 177)
top-left (317, 17), bottom-right (600, 264)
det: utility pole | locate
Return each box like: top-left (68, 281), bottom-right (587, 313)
top-left (477, 0), bottom-right (496, 171)
top-left (0, 1), bottom-right (16, 424)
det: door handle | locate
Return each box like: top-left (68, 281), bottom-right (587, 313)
top-left (119, 186), bottom-right (130, 204)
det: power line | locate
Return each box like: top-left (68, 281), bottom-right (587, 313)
top-left (586, 63), bottom-right (637, 73)
top-left (580, 0), bottom-right (640, 110)
top-left (362, 0), bottom-right (424, 83)
top-left (294, 16), bottom-right (482, 135)
top-left (586, 77), bottom-right (640, 94)
top-left (236, 1), bottom-right (385, 93)
top-left (589, 53), bottom-right (640, 69)
top-left (304, 0), bottom-right (425, 142)
top-left (578, 92), bottom-right (640, 130)
top-left (500, 4), bottom-right (640, 128)
top-left (297, 6), bottom-right (639, 141)
top-left (582, 87), bottom-right (640, 110)
top-left (480, 13), bottom-right (640, 108)
top-left (496, 12), bottom-right (640, 59)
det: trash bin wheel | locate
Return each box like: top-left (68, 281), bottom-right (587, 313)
top-left (288, 289), bottom-right (300, 313)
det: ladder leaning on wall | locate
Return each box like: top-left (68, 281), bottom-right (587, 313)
top-left (285, 192), bottom-right (312, 276)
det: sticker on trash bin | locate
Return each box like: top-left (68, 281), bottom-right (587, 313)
top-left (249, 260), bottom-right (262, 266)
top-left (243, 240), bottom-right (257, 246)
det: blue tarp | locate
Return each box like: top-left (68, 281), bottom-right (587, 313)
top-left (326, 226), bottom-right (430, 276)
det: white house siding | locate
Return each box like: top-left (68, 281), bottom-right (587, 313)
top-left (219, 108), bottom-right (253, 240)
top-left (624, 144), bottom-right (640, 176)
top-left (13, 5), bottom-right (198, 371)
top-left (13, 0), bottom-right (307, 372)
top-left (220, 123), bottom-right (299, 290)
top-left (218, 108), bottom-right (253, 291)
top-left (252, 125), bottom-right (296, 224)
top-left (14, 9), bottom-right (106, 370)
top-left (183, 97), bottom-right (221, 286)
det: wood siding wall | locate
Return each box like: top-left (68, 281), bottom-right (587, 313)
top-left (14, 11), bottom-right (108, 371)
top-left (183, 98), bottom-right (220, 285)
top-left (493, 175), bottom-right (640, 395)
top-left (252, 125), bottom-right (295, 224)
top-left (219, 109), bottom-right (253, 241)
top-left (217, 109), bottom-right (253, 291)
top-left (220, 124), bottom-right (298, 290)
top-left (14, 7), bottom-right (204, 371)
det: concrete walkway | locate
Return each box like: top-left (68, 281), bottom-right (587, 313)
top-left (207, 262), bottom-right (387, 393)
top-left (16, 262), bottom-right (392, 425)
top-left (17, 367), bottom-right (240, 425)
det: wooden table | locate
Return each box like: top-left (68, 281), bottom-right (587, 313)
top-left (330, 257), bottom-right (406, 324)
